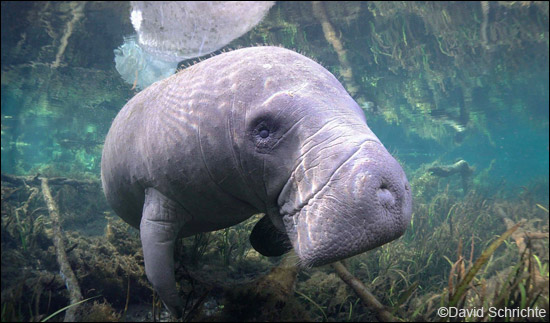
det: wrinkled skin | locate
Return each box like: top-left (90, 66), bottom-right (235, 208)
top-left (101, 46), bottom-right (412, 317)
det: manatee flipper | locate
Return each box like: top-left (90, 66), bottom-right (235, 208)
top-left (250, 215), bottom-right (292, 257)
top-left (140, 188), bottom-right (185, 318)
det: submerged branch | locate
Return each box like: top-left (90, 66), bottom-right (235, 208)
top-left (332, 261), bottom-right (396, 322)
top-left (2, 173), bottom-right (99, 188)
top-left (40, 177), bottom-right (83, 322)
top-left (312, 1), bottom-right (361, 101)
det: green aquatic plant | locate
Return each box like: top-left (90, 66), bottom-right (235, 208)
top-left (296, 290), bottom-right (328, 321)
top-left (40, 295), bottom-right (100, 322)
top-left (447, 222), bottom-right (521, 308)
top-left (188, 232), bottom-right (211, 265)
top-left (532, 254), bottom-right (548, 278)
top-left (392, 281), bottom-right (419, 315)
top-left (219, 228), bottom-right (234, 266)
top-left (211, 223), bottom-right (256, 267)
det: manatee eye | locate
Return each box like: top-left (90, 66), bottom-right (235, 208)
top-left (259, 128), bottom-right (270, 138)
top-left (250, 116), bottom-right (278, 153)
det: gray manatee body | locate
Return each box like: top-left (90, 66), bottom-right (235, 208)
top-left (101, 46), bottom-right (412, 317)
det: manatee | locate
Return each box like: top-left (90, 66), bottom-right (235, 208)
top-left (101, 46), bottom-right (412, 317)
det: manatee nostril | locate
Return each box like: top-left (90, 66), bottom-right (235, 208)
top-left (377, 187), bottom-right (395, 207)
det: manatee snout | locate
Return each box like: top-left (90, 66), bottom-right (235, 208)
top-left (282, 140), bottom-right (412, 267)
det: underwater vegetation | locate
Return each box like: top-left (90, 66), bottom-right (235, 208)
top-left (1, 1), bottom-right (548, 322)
top-left (1, 167), bottom-right (548, 321)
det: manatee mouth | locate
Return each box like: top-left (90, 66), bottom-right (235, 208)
top-left (277, 141), bottom-right (374, 266)
top-left (278, 139), bottom-right (380, 218)
top-left (279, 141), bottom-right (412, 268)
